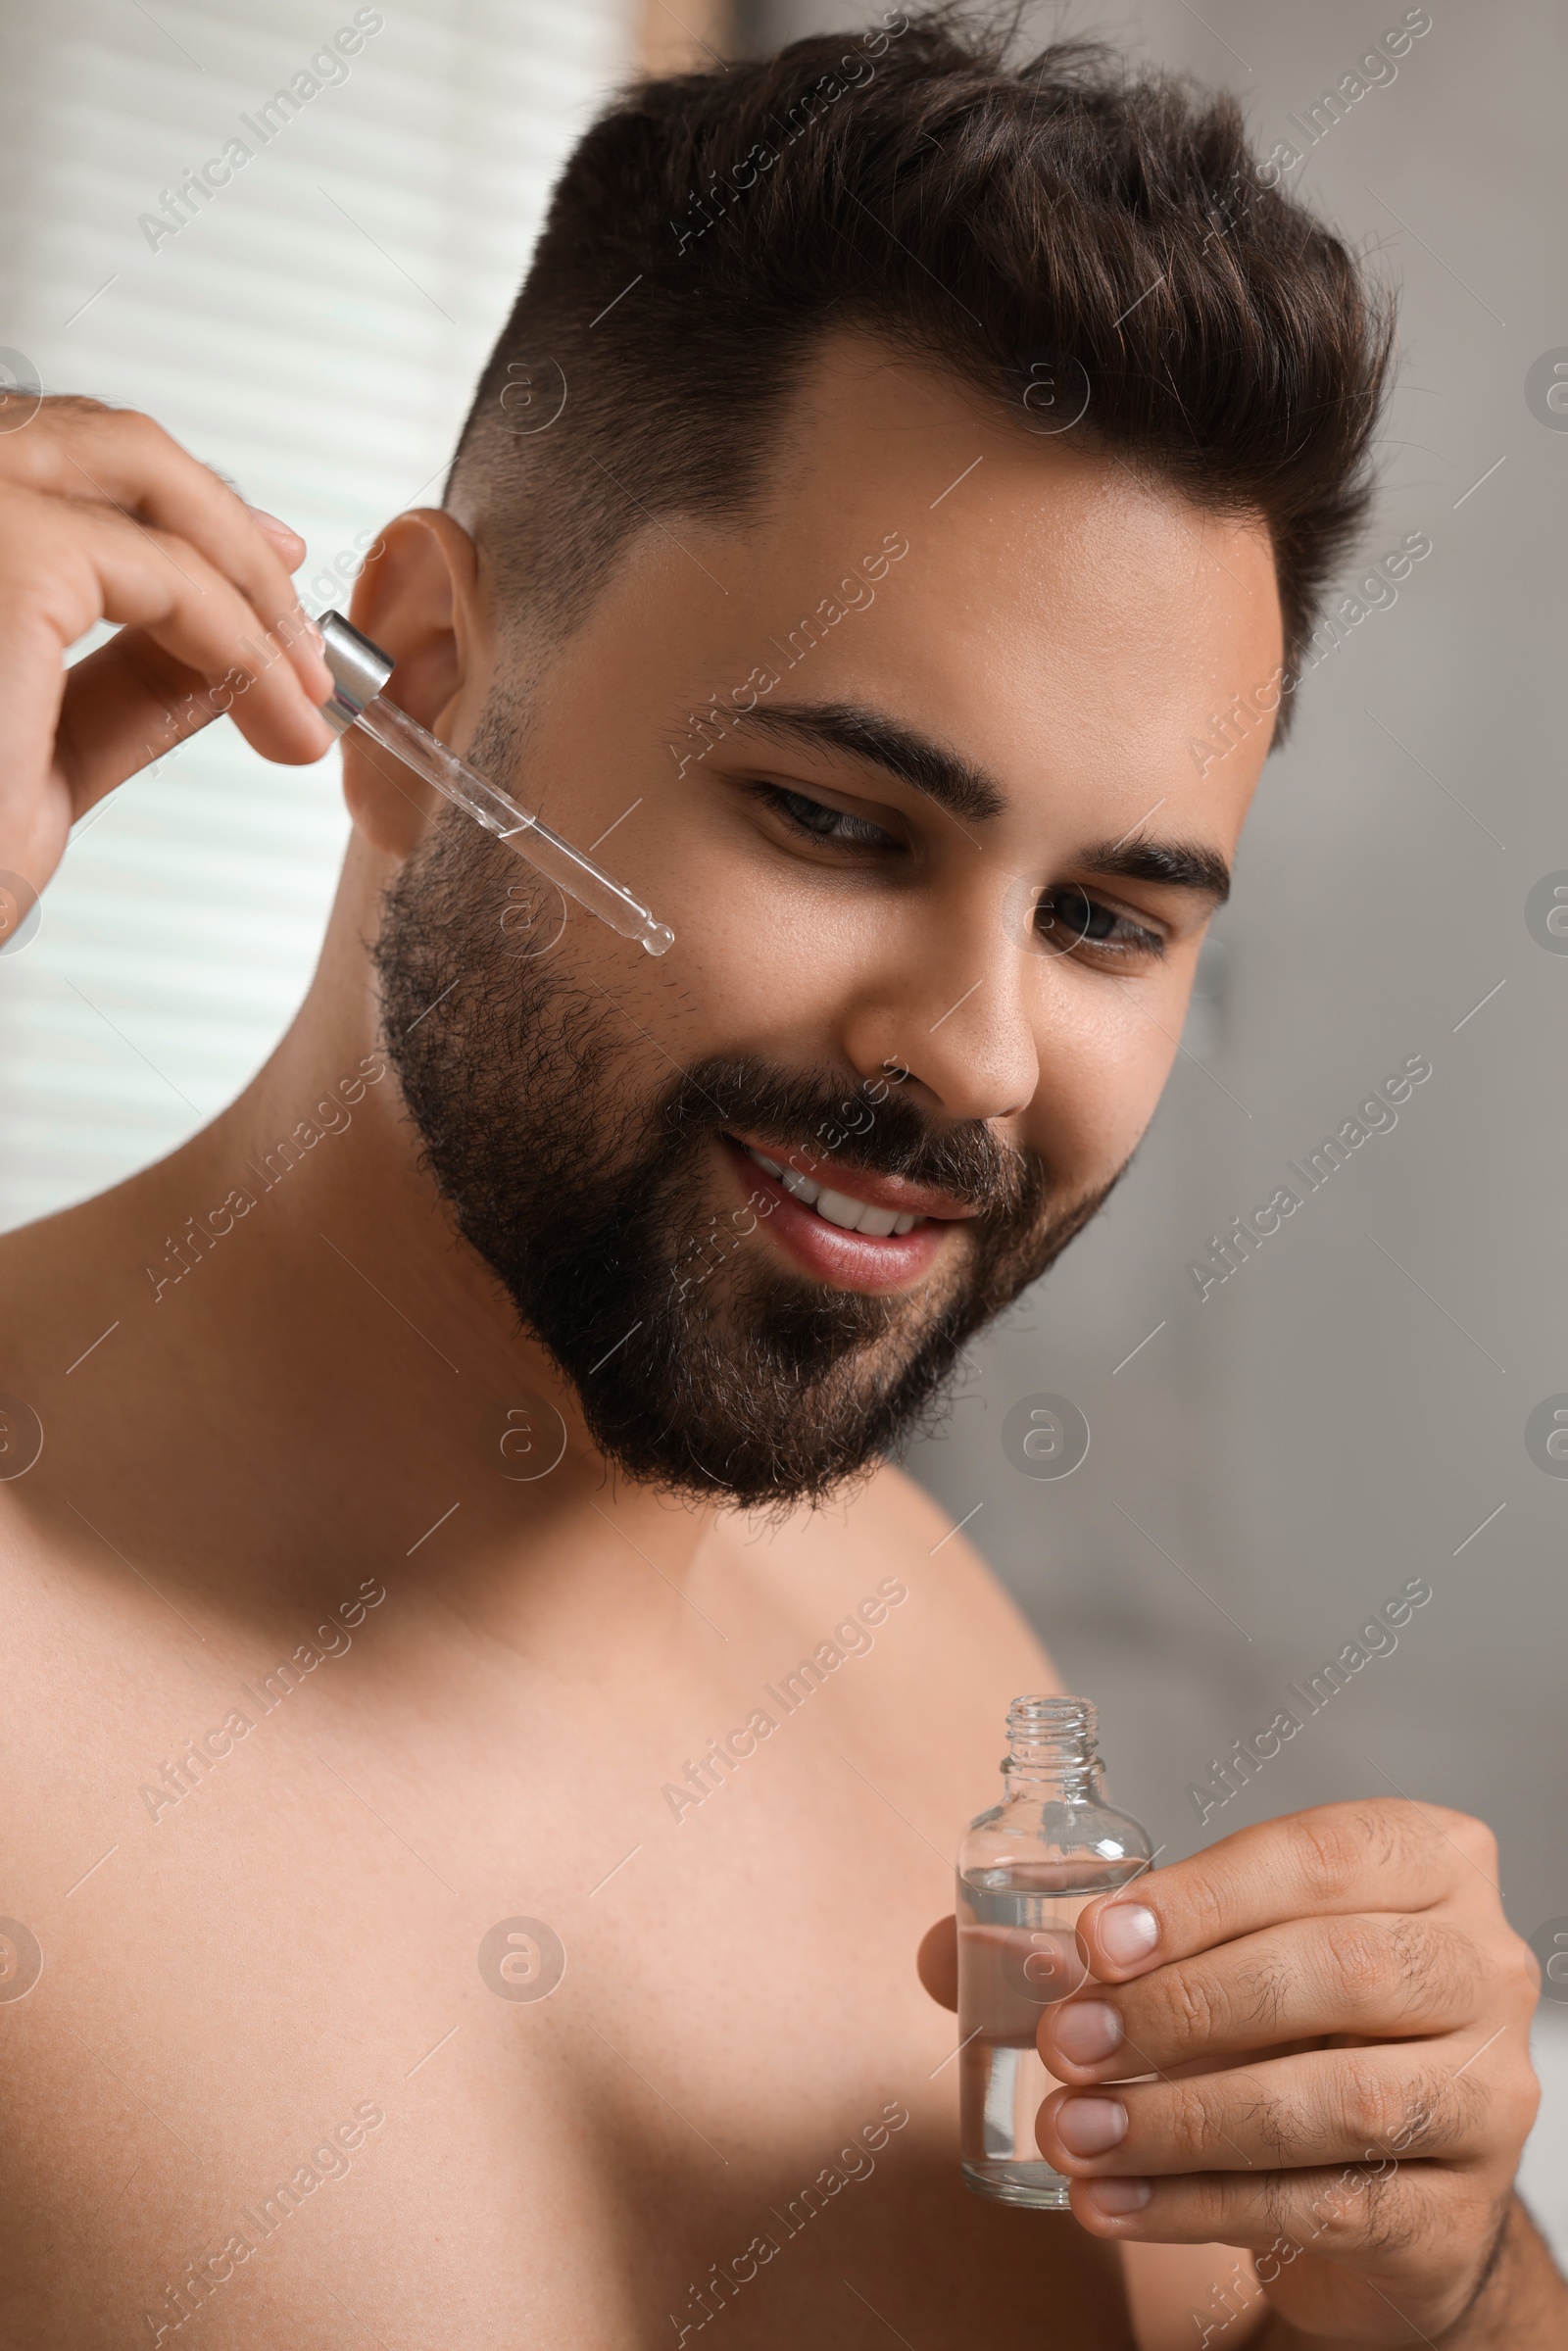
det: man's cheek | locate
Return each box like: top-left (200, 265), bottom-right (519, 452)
top-left (1076, 1002), bottom-right (1197, 1173)
top-left (667, 916), bottom-right (835, 1057)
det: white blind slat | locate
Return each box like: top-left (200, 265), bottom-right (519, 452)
top-left (0, 0), bottom-right (630, 1230)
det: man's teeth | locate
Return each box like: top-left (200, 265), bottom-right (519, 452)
top-left (743, 1146), bottom-right (922, 1237)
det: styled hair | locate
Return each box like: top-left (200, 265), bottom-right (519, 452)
top-left (446, 6), bottom-right (1395, 732)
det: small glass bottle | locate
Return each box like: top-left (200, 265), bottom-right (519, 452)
top-left (956, 1692), bottom-right (1152, 2210)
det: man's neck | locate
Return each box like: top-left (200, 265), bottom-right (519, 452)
top-left (3, 957), bottom-right (721, 1644)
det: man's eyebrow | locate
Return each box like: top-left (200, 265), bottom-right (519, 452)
top-left (1080, 836), bottom-right (1232, 906)
top-left (722, 698), bottom-right (1231, 901)
top-left (726, 700), bottom-right (1007, 823)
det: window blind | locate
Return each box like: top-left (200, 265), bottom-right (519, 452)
top-left (0, 0), bottom-right (629, 1230)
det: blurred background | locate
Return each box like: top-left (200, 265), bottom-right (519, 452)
top-left (1, 0), bottom-right (1562, 2257)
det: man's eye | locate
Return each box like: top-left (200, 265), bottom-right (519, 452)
top-left (755, 783), bottom-right (900, 850)
top-left (1035, 884), bottom-right (1163, 962)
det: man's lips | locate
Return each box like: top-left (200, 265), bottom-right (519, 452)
top-left (719, 1135), bottom-right (969, 1295)
top-left (723, 1132), bottom-right (980, 1224)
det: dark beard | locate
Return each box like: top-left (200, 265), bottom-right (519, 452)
top-left (370, 800), bottom-right (1114, 1507)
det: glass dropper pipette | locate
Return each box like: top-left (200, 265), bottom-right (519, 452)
top-left (317, 609), bottom-right (674, 956)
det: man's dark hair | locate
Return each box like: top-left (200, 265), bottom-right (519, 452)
top-left (446, 5), bottom-right (1395, 734)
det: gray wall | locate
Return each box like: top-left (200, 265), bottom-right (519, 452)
top-left (758, 0), bottom-right (1567, 1936)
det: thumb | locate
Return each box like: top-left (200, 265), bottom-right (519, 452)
top-left (917, 1915), bottom-right (958, 2012)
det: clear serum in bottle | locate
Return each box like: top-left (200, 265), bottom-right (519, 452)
top-left (956, 1693), bottom-right (1152, 2210)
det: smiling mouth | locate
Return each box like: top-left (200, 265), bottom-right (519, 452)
top-left (740, 1145), bottom-right (926, 1237)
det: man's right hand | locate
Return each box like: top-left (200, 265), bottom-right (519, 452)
top-left (0, 393), bottom-right (337, 901)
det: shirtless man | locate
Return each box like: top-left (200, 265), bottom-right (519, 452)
top-left (0, 19), bottom-right (1555, 2349)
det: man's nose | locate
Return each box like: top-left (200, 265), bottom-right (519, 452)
top-left (842, 887), bottom-right (1043, 1124)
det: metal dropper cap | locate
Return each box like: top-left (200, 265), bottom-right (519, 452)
top-left (317, 610), bottom-right (394, 736)
top-left (310, 608), bottom-right (674, 955)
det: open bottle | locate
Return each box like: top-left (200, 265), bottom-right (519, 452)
top-left (956, 1692), bottom-right (1152, 2209)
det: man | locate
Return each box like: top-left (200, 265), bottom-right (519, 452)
top-left (0, 13), bottom-right (1553, 2347)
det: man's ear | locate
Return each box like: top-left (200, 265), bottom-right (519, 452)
top-left (338, 508), bottom-right (482, 860)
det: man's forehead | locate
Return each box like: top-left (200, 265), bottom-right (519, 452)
top-left (525, 326), bottom-right (1280, 849)
top-left (746, 328), bottom-right (1272, 563)
top-left (710, 331), bottom-right (1281, 691)
top-left (681, 403), bottom-right (1279, 845)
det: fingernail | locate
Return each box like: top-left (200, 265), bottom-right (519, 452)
top-left (1053, 2000), bottom-right (1122, 2064)
top-left (1098, 1903), bottom-right (1159, 1967)
top-left (247, 504), bottom-right (300, 542)
top-left (1084, 2177), bottom-right (1152, 2216)
top-left (1055, 2096), bottom-right (1128, 2156)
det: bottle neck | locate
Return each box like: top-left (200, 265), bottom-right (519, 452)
top-left (1002, 1694), bottom-right (1103, 1801)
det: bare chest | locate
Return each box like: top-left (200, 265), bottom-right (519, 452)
top-left (1, 1586), bottom-right (1130, 2349)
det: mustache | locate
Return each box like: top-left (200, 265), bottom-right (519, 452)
top-left (656, 1056), bottom-right (1047, 1225)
